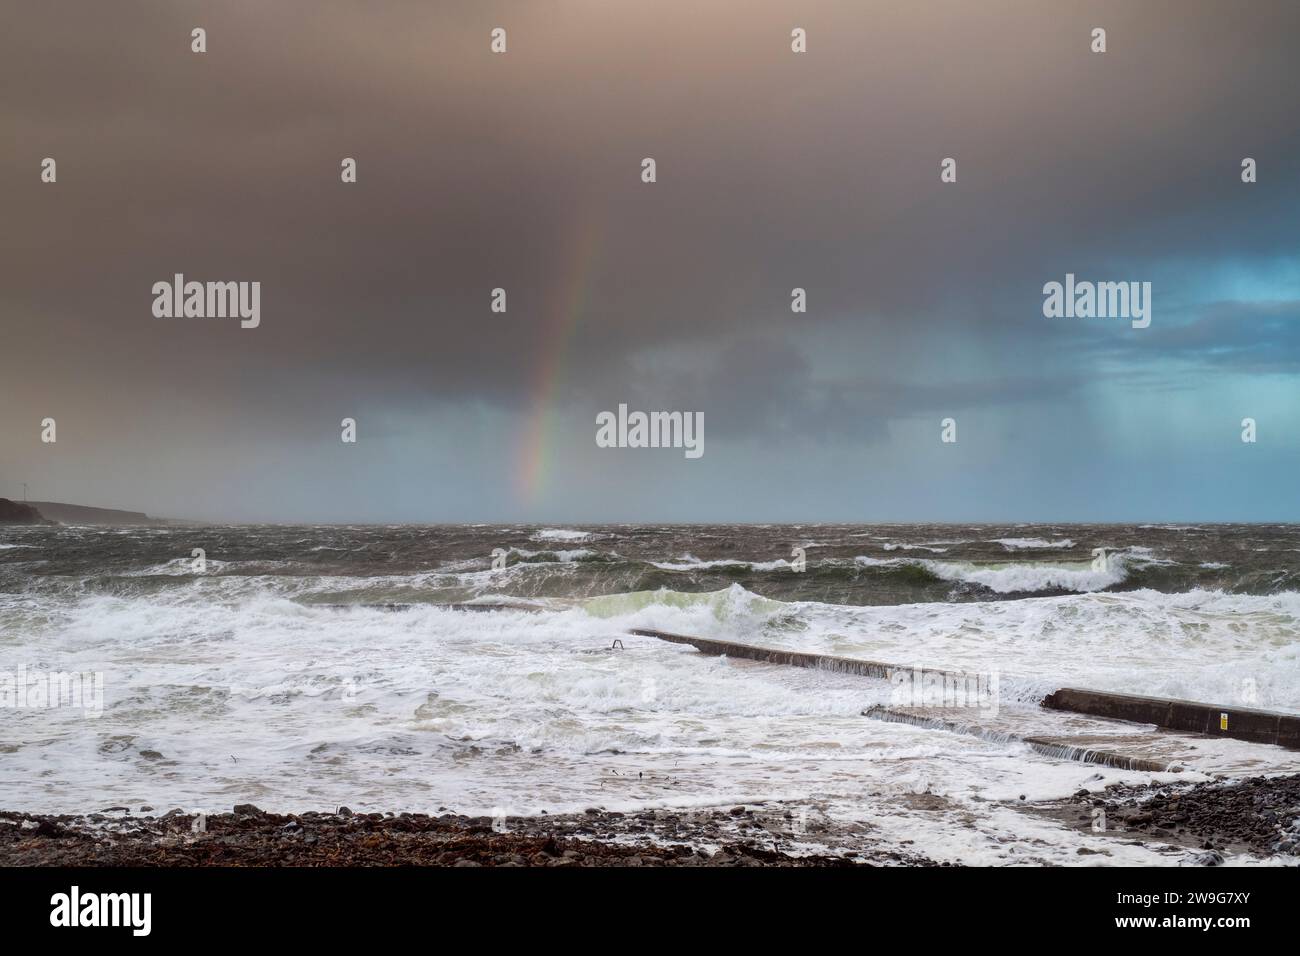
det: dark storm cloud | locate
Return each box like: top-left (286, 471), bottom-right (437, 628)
top-left (1, 0), bottom-right (1298, 519)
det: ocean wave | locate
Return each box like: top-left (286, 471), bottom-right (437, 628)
top-left (120, 557), bottom-right (234, 576)
top-left (507, 547), bottom-right (601, 564)
top-left (990, 537), bottom-right (1076, 550)
top-left (924, 558), bottom-right (1125, 593)
top-left (847, 547), bottom-right (1184, 595)
top-left (774, 587), bottom-right (1300, 711)
top-left (6, 571), bottom-right (1298, 846)
top-left (581, 583), bottom-right (788, 623)
top-left (531, 529), bottom-right (598, 542)
top-left (651, 554), bottom-right (792, 572)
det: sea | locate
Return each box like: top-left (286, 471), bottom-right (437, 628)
top-left (3, 522), bottom-right (1299, 864)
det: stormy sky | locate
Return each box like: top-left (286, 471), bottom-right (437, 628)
top-left (2, 0), bottom-right (1298, 523)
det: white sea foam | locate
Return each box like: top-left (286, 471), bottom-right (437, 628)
top-left (651, 554), bottom-right (791, 572)
top-left (991, 537), bottom-right (1075, 550)
top-left (3, 568), bottom-right (1298, 865)
top-left (531, 529), bottom-right (596, 542)
top-left (853, 555), bottom-right (901, 568)
top-left (780, 587), bottom-right (1300, 711)
top-left (924, 558), bottom-right (1124, 593)
top-left (853, 550), bottom-right (1141, 593)
top-left (509, 547), bottom-right (598, 563)
top-left (121, 557), bottom-right (233, 576)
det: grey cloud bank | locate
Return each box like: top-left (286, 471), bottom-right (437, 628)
top-left (1, 1), bottom-right (1298, 521)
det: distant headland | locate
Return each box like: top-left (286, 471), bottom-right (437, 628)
top-left (0, 499), bottom-right (55, 525)
top-left (0, 499), bottom-right (184, 526)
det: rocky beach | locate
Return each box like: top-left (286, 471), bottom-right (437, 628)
top-left (0, 802), bottom-right (936, 867)
top-left (1032, 773), bottom-right (1300, 863)
top-left (6, 773), bottom-right (1298, 867)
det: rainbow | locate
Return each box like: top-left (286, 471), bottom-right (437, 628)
top-left (517, 214), bottom-right (604, 503)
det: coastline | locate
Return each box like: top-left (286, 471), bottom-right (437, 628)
top-left (0, 803), bottom-right (935, 867)
top-left (3, 774), bottom-right (1297, 866)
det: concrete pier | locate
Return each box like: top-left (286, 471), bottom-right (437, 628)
top-left (1042, 687), bottom-right (1300, 750)
top-left (630, 627), bottom-right (1300, 751)
top-left (630, 628), bottom-right (955, 682)
top-left (861, 705), bottom-right (1185, 773)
